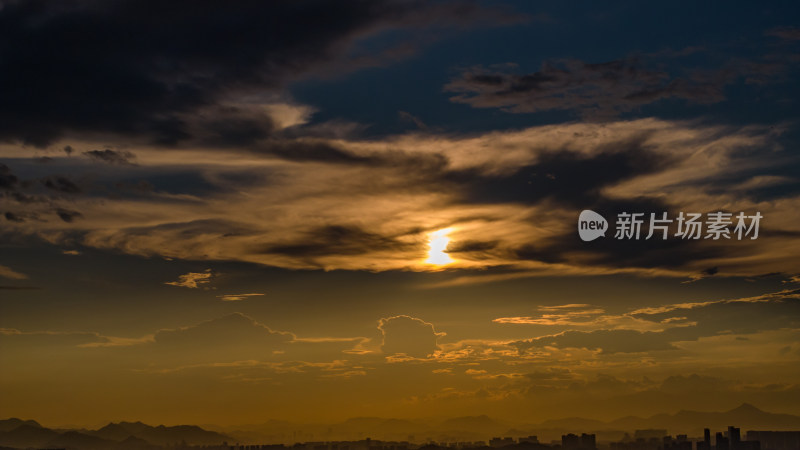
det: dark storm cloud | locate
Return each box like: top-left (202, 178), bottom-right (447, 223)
top-left (263, 225), bottom-right (413, 260)
top-left (0, 0), bottom-right (510, 147)
top-left (511, 197), bottom-right (732, 270)
top-left (446, 136), bottom-right (674, 207)
top-left (83, 149), bottom-right (136, 165)
top-left (437, 137), bottom-right (732, 270)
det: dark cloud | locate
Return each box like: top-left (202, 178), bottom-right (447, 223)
top-left (378, 315), bottom-right (443, 358)
top-left (0, 163), bottom-right (18, 189)
top-left (42, 176), bottom-right (81, 194)
top-left (0, 0), bottom-right (508, 147)
top-left (114, 180), bottom-right (155, 194)
top-left (152, 313), bottom-right (295, 362)
top-left (445, 57), bottom-right (730, 116)
top-left (7, 192), bottom-right (43, 204)
top-left (56, 208), bottom-right (83, 223)
top-left (447, 239), bottom-right (499, 253)
top-left (252, 140), bottom-right (375, 164)
top-left (434, 138), bottom-right (734, 271)
top-left (507, 193), bottom-right (744, 271)
top-left (249, 139), bottom-right (451, 172)
top-left (83, 149), bottom-right (136, 165)
top-left (262, 225), bottom-right (414, 262)
top-left (447, 136), bottom-right (674, 207)
top-left (4, 212), bottom-right (26, 222)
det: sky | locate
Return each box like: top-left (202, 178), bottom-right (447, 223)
top-left (1, 0), bottom-right (800, 428)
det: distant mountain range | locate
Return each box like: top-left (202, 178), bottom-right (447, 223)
top-left (315, 405), bottom-right (800, 442)
top-left (89, 421), bottom-right (230, 446)
top-left (2, 404), bottom-right (800, 449)
top-left (220, 404), bottom-right (800, 443)
top-left (0, 419), bottom-right (231, 450)
top-left (523, 404), bottom-right (800, 441)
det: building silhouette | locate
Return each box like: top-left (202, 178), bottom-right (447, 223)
top-left (561, 433), bottom-right (596, 450)
top-left (746, 431), bottom-right (800, 450)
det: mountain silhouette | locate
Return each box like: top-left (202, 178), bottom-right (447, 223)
top-left (514, 404), bottom-right (800, 437)
top-left (92, 422), bottom-right (137, 441)
top-left (0, 419), bottom-right (42, 433)
top-left (46, 431), bottom-right (116, 450)
top-left (0, 423), bottom-right (58, 448)
top-left (0, 420), bottom-right (231, 449)
top-left (603, 403), bottom-right (800, 433)
top-left (89, 422), bottom-right (231, 446)
top-left (339, 417), bottom-right (427, 435)
top-left (114, 435), bottom-right (160, 450)
top-left (539, 417), bottom-right (607, 429)
top-left (441, 415), bottom-right (504, 433)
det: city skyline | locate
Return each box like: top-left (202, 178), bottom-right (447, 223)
top-left (3, 412), bottom-right (800, 450)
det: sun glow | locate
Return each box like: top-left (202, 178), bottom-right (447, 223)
top-left (425, 228), bottom-right (454, 265)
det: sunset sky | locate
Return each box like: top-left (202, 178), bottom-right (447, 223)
top-left (2, 0), bottom-right (800, 428)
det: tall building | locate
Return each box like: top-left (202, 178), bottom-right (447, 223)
top-left (698, 429), bottom-right (712, 450)
top-left (580, 434), bottom-right (596, 450)
top-left (717, 432), bottom-right (730, 450)
top-left (489, 437), bottom-right (515, 448)
top-left (562, 434), bottom-right (580, 450)
top-left (729, 427), bottom-right (742, 449)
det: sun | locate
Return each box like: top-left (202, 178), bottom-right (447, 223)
top-left (425, 228), bottom-right (454, 265)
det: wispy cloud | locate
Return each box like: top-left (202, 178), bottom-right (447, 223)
top-left (4, 118), bottom-right (797, 280)
top-left (0, 265), bottom-right (27, 280)
top-left (165, 269), bottom-right (213, 289)
top-left (217, 293), bottom-right (265, 301)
